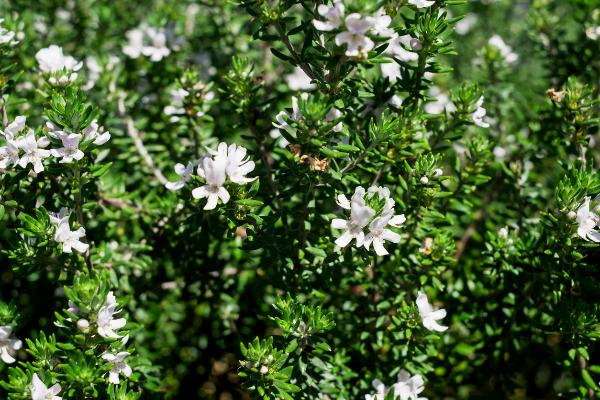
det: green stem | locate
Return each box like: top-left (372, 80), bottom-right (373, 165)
top-left (73, 165), bottom-right (93, 271)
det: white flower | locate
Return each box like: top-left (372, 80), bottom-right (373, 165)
top-left (165, 161), bottom-right (197, 191)
top-left (191, 142), bottom-right (256, 210)
top-left (393, 370), bottom-right (427, 400)
top-left (0, 116), bottom-right (27, 171)
top-left (124, 26), bottom-right (170, 61)
top-left (325, 107), bottom-right (343, 132)
top-left (488, 35), bottom-right (518, 64)
top-left (576, 196), bottom-right (600, 242)
top-left (83, 56), bottom-right (102, 90)
top-left (163, 88), bottom-right (189, 122)
top-left (416, 291), bottom-right (448, 332)
top-left (0, 19), bottom-right (17, 46)
top-left (388, 34), bottom-right (419, 61)
top-left (193, 155), bottom-right (229, 210)
top-left (50, 132), bottom-right (84, 163)
top-left (285, 67), bottom-right (315, 91)
top-left (123, 28), bottom-right (145, 58)
top-left (472, 96), bottom-right (490, 128)
top-left (219, 142), bottom-right (257, 184)
top-left (17, 130), bottom-right (50, 173)
top-left (455, 14), bottom-right (477, 35)
top-left (269, 129), bottom-right (289, 148)
top-left (35, 45), bottom-right (82, 84)
top-left (49, 207), bottom-right (70, 226)
top-left (97, 292), bottom-right (127, 339)
top-left (102, 352), bottom-right (132, 384)
top-left (493, 146), bottom-right (507, 161)
top-left (31, 373), bottom-right (62, 400)
top-left (365, 379), bottom-right (388, 400)
top-left (425, 86), bottom-right (455, 115)
top-left (586, 26), bottom-right (600, 40)
top-left (0, 326), bottom-right (22, 364)
top-left (331, 186), bottom-right (376, 248)
top-left (313, 1), bottom-right (345, 31)
top-left (141, 27), bottom-right (171, 61)
top-left (52, 214), bottom-right (89, 254)
top-left (49, 208), bottom-right (88, 254)
top-left (333, 186), bottom-right (406, 254)
top-left (408, 0), bottom-right (436, 8)
top-left (364, 202), bottom-right (406, 256)
top-left (273, 94), bottom-right (305, 135)
top-left (335, 14), bottom-right (375, 57)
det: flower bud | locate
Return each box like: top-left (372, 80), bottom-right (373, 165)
top-left (567, 211), bottom-right (577, 220)
top-left (77, 318), bottom-right (90, 331)
top-left (498, 227), bottom-right (509, 238)
top-left (410, 38), bottom-right (422, 51)
top-left (48, 76), bottom-right (57, 85)
top-left (420, 176), bottom-right (429, 185)
top-left (433, 169), bottom-right (443, 178)
top-left (259, 365), bottom-right (269, 375)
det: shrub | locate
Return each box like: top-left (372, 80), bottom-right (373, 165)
top-left (1, 0), bottom-right (599, 398)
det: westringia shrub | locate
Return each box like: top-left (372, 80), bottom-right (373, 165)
top-left (0, 0), bottom-right (599, 398)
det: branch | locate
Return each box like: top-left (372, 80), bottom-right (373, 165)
top-left (126, 118), bottom-right (169, 186)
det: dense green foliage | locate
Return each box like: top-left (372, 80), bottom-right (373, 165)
top-left (1, 0), bottom-right (600, 398)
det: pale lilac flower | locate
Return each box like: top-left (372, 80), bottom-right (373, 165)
top-left (576, 196), bottom-right (600, 242)
top-left (165, 161), bottom-right (197, 191)
top-left (193, 155), bottom-right (229, 210)
top-left (18, 130), bottom-right (50, 173)
top-left (393, 370), bottom-right (427, 400)
top-left (335, 14), bottom-right (375, 57)
top-left (370, 9), bottom-right (394, 37)
top-left (102, 352), bottom-right (132, 384)
top-left (0, 326), bottom-right (22, 364)
top-left (97, 292), bottom-right (127, 339)
top-left (82, 120), bottom-right (111, 145)
top-left (472, 96), bottom-right (490, 128)
top-left (416, 291), bottom-right (448, 332)
top-left (31, 373), bottom-right (62, 400)
top-left (365, 379), bottom-right (388, 400)
top-left (313, 1), bottom-right (345, 31)
top-left (408, 0), bottom-right (436, 8)
top-left (51, 132), bottom-right (84, 163)
top-left (285, 67), bottom-right (315, 91)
